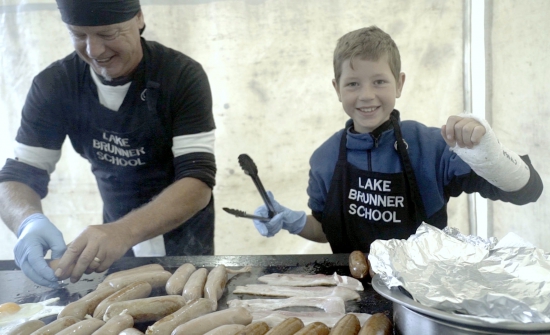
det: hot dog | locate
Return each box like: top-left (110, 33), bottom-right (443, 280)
top-left (55, 318), bottom-right (105, 335)
top-left (235, 321), bottom-right (270, 335)
top-left (57, 286), bottom-right (117, 320)
top-left (5, 320), bottom-right (45, 335)
top-left (145, 298), bottom-right (216, 335)
top-left (264, 317), bottom-right (304, 335)
top-left (294, 322), bottom-right (330, 335)
top-left (103, 295), bottom-right (186, 323)
top-left (48, 259), bottom-right (74, 281)
top-left (29, 316), bottom-right (80, 335)
top-left (104, 264), bottom-right (165, 282)
top-left (328, 314), bottom-right (360, 335)
top-left (91, 313), bottom-right (134, 335)
top-left (171, 307), bottom-right (253, 335)
top-left (119, 329), bottom-right (145, 335)
top-left (182, 268), bottom-right (208, 303)
top-left (203, 324), bottom-right (246, 335)
top-left (204, 265), bottom-right (227, 310)
top-left (105, 270), bottom-right (172, 290)
top-left (357, 313), bottom-right (392, 335)
top-left (93, 280), bottom-right (153, 319)
top-left (165, 263), bottom-right (196, 295)
top-left (348, 251), bottom-right (369, 279)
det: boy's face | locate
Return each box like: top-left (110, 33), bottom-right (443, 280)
top-left (333, 55), bottom-right (405, 134)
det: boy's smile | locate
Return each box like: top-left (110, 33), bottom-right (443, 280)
top-left (333, 56), bottom-right (405, 134)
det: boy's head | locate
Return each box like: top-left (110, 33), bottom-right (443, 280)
top-left (333, 26), bottom-right (401, 84)
top-left (332, 26), bottom-right (405, 134)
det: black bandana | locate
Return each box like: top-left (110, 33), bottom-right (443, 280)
top-left (56, 0), bottom-right (141, 26)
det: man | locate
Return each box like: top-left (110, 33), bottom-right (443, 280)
top-left (0, 0), bottom-right (216, 288)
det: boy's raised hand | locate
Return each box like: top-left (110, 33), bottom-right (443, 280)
top-left (441, 115), bottom-right (486, 148)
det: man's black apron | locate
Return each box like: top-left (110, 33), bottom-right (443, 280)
top-left (321, 111), bottom-right (426, 253)
top-left (74, 48), bottom-right (214, 256)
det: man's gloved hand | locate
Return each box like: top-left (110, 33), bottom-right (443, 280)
top-left (14, 213), bottom-right (67, 288)
top-left (253, 191), bottom-right (306, 237)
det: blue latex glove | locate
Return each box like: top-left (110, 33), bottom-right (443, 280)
top-left (14, 213), bottom-right (67, 288)
top-left (253, 191), bottom-right (306, 237)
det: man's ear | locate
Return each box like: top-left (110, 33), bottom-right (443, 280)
top-left (332, 79), bottom-right (342, 102)
top-left (396, 72), bottom-right (406, 98)
top-left (136, 10), bottom-right (145, 30)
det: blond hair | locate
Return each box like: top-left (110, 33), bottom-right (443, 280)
top-left (333, 26), bottom-right (401, 84)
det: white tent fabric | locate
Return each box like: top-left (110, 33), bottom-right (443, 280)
top-left (0, 0), bottom-right (548, 259)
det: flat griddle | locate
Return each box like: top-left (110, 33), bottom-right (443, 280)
top-left (0, 254), bottom-right (392, 329)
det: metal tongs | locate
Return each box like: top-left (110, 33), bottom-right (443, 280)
top-left (223, 154), bottom-right (277, 222)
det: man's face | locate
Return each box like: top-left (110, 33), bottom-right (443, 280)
top-left (333, 55), bottom-right (405, 134)
top-left (67, 12), bottom-right (145, 81)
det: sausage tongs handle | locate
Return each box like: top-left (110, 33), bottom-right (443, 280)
top-left (238, 154), bottom-right (276, 218)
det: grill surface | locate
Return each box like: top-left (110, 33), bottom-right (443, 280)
top-left (0, 254), bottom-right (393, 328)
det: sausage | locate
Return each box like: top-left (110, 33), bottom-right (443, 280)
top-left (357, 313), bottom-right (392, 335)
top-left (235, 322), bottom-right (270, 335)
top-left (105, 270), bottom-right (172, 290)
top-left (145, 298), bottom-right (216, 335)
top-left (264, 317), bottom-right (304, 335)
top-left (328, 314), bottom-right (360, 335)
top-left (5, 320), bottom-right (45, 335)
top-left (104, 264), bottom-right (165, 282)
top-left (182, 268), bottom-right (208, 303)
top-left (203, 324), bottom-right (246, 335)
top-left (348, 251), bottom-right (369, 279)
top-left (165, 263), bottom-right (196, 295)
top-left (30, 316), bottom-right (80, 335)
top-left (204, 265), bottom-right (227, 310)
top-left (91, 313), bottom-right (134, 335)
top-left (171, 307), bottom-right (253, 335)
top-left (48, 259), bottom-right (74, 281)
top-left (56, 318), bottom-right (105, 335)
top-left (58, 286), bottom-right (117, 319)
top-left (103, 295), bottom-right (186, 323)
top-left (294, 322), bottom-right (330, 335)
top-left (119, 329), bottom-right (145, 335)
top-left (93, 280), bottom-right (153, 319)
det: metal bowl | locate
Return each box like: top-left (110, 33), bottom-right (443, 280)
top-left (371, 275), bottom-right (550, 335)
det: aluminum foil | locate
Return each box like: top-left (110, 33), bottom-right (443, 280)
top-left (369, 223), bottom-right (550, 324)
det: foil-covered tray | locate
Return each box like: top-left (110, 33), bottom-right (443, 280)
top-left (372, 274), bottom-right (550, 333)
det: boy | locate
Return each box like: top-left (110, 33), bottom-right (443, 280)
top-left (252, 26), bottom-right (542, 253)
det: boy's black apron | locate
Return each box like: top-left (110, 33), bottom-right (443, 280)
top-left (321, 110), bottom-right (426, 253)
top-left (73, 44), bottom-right (214, 256)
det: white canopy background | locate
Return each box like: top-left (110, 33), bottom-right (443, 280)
top-left (0, 0), bottom-right (548, 259)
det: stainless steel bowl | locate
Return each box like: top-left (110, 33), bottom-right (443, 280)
top-left (371, 275), bottom-right (550, 335)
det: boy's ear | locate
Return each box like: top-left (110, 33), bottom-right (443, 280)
top-left (396, 72), bottom-right (406, 98)
top-left (332, 79), bottom-right (342, 102)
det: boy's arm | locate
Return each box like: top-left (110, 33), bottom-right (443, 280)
top-left (441, 114), bottom-right (530, 192)
top-left (298, 215), bottom-right (328, 243)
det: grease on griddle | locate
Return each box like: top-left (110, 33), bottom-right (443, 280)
top-left (262, 265), bottom-right (292, 275)
top-left (304, 258), bottom-right (345, 276)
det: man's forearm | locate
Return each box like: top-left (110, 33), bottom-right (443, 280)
top-left (112, 177), bottom-right (212, 246)
top-left (0, 181), bottom-right (43, 234)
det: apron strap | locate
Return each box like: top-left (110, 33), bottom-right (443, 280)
top-left (390, 111), bottom-right (427, 223)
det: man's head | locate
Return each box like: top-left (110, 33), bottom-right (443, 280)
top-left (332, 26), bottom-right (405, 134)
top-left (56, 0), bottom-right (145, 81)
top-left (333, 26), bottom-right (401, 85)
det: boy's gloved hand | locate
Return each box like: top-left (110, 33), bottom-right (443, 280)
top-left (14, 213), bottom-right (67, 288)
top-left (253, 191), bottom-right (306, 237)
